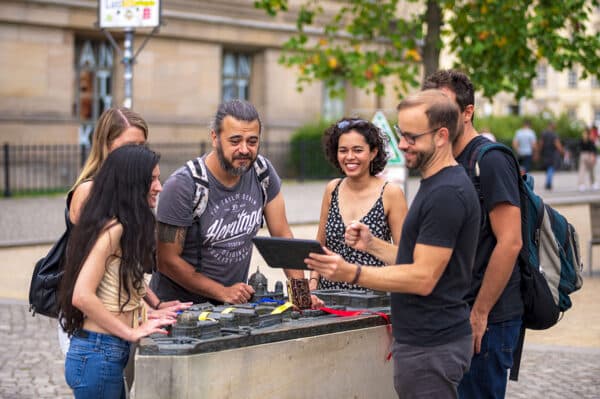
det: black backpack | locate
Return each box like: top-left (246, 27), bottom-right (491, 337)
top-left (28, 194), bottom-right (73, 318)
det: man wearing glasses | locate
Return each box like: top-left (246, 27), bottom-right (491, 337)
top-left (423, 70), bottom-right (523, 399)
top-left (306, 89), bottom-right (480, 398)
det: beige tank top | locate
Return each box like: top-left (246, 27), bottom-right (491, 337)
top-left (96, 257), bottom-right (147, 327)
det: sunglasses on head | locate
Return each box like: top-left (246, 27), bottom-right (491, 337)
top-left (336, 119), bottom-right (369, 131)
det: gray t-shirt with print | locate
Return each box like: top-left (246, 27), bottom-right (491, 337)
top-left (149, 155), bottom-right (281, 303)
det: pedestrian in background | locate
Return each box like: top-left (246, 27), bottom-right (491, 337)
top-left (538, 122), bottom-right (564, 190)
top-left (512, 119), bottom-right (537, 173)
top-left (58, 145), bottom-right (176, 399)
top-left (480, 128), bottom-right (496, 143)
top-left (578, 127), bottom-right (598, 191)
top-left (590, 124), bottom-right (598, 144)
top-left (308, 118), bottom-right (407, 291)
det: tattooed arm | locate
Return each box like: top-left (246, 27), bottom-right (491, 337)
top-left (157, 222), bottom-right (254, 304)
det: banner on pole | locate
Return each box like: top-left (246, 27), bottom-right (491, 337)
top-left (98, 0), bottom-right (161, 29)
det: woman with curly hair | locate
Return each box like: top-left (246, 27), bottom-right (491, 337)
top-left (309, 118), bottom-right (407, 291)
top-left (58, 145), bottom-right (176, 399)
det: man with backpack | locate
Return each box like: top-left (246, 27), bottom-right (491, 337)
top-left (149, 100), bottom-right (309, 305)
top-left (423, 70), bottom-right (524, 399)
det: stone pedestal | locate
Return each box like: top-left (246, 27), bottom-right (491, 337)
top-left (134, 324), bottom-right (394, 398)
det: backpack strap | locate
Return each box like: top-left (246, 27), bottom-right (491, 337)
top-left (468, 141), bottom-right (517, 188)
top-left (253, 154), bottom-right (271, 228)
top-left (185, 157), bottom-right (210, 272)
top-left (466, 140), bottom-right (501, 226)
top-left (186, 157), bottom-right (210, 219)
top-left (253, 154), bottom-right (270, 209)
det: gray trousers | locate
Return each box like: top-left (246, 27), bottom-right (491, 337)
top-left (392, 334), bottom-right (472, 399)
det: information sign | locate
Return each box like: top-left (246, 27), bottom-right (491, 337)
top-left (98, 0), bottom-right (161, 29)
top-left (371, 111), bottom-right (407, 192)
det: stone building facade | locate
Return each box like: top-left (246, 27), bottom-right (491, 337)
top-left (0, 0), bottom-right (401, 145)
top-left (477, 8), bottom-right (600, 127)
top-left (2, 1), bottom-right (599, 147)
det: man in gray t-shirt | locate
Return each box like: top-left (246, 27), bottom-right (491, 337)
top-left (150, 100), bottom-right (306, 304)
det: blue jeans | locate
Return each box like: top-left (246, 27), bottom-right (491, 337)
top-left (545, 166), bottom-right (555, 189)
top-left (458, 317), bottom-right (522, 399)
top-left (65, 330), bottom-right (131, 399)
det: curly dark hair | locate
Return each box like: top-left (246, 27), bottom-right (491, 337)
top-left (323, 118), bottom-right (389, 176)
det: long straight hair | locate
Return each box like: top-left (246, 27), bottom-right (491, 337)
top-left (73, 107), bottom-right (148, 189)
top-left (59, 145), bottom-right (160, 335)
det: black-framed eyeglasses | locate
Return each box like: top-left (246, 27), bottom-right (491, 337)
top-left (337, 119), bottom-right (369, 131)
top-left (393, 125), bottom-right (440, 145)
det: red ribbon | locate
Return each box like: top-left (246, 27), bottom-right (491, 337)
top-left (318, 306), bottom-right (393, 361)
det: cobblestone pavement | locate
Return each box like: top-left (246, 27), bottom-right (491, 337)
top-left (2, 171), bottom-right (600, 398)
top-left (0, 300), bottom-right (71, 399)
top-left (505, 345), bottom-right (600, 398)
top-left (1, 299), bottom-right (599, 399)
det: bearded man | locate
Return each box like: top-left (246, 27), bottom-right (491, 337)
top-left (150, 100), bottom-right (306, 304)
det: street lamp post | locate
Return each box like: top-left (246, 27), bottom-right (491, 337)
top-left (98, 1), bottom-right (162, 109)
top-left (123, 29), bottom-right (134, 109)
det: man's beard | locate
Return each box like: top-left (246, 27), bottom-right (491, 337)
top-left (405, 144), bottom-right (435, 172)
top-left (216, 141), bottom-right (256, 176)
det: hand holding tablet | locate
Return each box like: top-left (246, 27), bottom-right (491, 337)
top-left (252, 236), bottom-right (324, 270)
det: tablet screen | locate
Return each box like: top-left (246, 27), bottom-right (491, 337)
top-left (252, 236), bottom-right (324, 270)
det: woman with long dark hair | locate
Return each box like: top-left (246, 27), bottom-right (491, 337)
top-left (58, 107), bottom-right (189, 356)
top-left (59, 145), bottom-right (175, 399)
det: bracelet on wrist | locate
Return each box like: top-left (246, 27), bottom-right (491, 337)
top-left (155, 300), bottom-right (162, 310)
top-left (350, 265), bottom-right (362, 285)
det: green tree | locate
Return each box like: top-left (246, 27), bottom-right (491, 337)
top-left (255, 0), bottom-right (600, 100)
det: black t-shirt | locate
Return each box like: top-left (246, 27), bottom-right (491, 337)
top-left (391, 165), bottom-right (480, 347)
top-left (456, 135), bottom-right (524, 323)
top-left (540, 131), bottom-right (560, 166)
top-left (580, 140), bottom-right (597, 154)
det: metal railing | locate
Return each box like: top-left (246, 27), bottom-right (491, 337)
top-left (0, 141), bottom-right (336, 197)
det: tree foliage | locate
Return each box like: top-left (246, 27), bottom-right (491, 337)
top-left (255, 0), bottom-right (600, 100)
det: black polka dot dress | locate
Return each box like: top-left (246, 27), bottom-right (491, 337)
top-left (319, 179), bottom-right (392, 290)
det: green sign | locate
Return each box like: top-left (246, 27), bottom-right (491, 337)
top-left (371, 111), bottom-right (404, 166)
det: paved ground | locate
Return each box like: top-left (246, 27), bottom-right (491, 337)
top-left (1, 278), bottom-right (599, 399)
top-left (1, 170), bottom-right (599, 246)
top-left (1, 170), bottom-right (600, 398)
